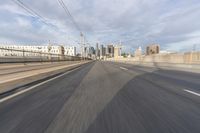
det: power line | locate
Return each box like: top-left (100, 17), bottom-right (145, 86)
top-left (12, 0), bottom-right (53, 27)
top-left (57, 0), bottom-right (89, 59)
top-left (16, 0), bottom-right (46, 20)
top-left (57, 0), bottom-right (82, 33)
top-left (12, 0), bottom-right (84, 46)
top-left (12, 0), bottom-right (36, 17)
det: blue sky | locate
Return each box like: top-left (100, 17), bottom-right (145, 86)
top-left (0, 0), bottom-right (200, 52)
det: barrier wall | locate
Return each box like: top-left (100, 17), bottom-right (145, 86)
top-left (108, 52), bottom-right (200, 64)
top-left (107, 52), bottom-right (200, 72)
top-left (0, 47), bottom-right (85, 63)
top-left (0, 56), bottom-right (83, 63)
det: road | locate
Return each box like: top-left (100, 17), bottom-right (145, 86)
top-left (0, 61), bottom-right (199, 133)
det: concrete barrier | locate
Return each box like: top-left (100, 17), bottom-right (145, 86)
top-left (0, 56), bottom-right (83, 63)
top-left (107, 52), bottom-right (200, 73)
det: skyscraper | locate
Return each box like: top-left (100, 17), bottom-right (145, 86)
top-left (96, 43), bottom-right (99, 59)
top-left (106, 45), bottom-right (114, 58)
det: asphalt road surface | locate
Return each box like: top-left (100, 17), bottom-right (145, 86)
top-left (0, 61), bottom-right (199, 133)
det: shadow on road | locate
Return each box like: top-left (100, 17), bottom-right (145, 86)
top-left (85, 68), bottom-right (200, 133)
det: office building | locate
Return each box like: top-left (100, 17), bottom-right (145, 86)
top-left (96, 43), bottom-right (100, 59)
top-left (114, 45), bottom-right (122, 58)
top-left (106, 45), bottom-right (114, 58)
top-left (100, 44), bottom-right (106, 59)
top-left (146, 44), bottom-right (160, 55)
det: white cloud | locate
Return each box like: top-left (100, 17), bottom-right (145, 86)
top-left (0, 0), bottom-right (200, 52)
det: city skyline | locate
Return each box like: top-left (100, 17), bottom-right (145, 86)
top-left (0, 0), bottom-right (200, 52)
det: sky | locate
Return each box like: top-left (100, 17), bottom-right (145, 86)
top-left (0, 0), bottom-right (200, 53)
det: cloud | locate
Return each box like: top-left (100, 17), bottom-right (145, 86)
top-left (0, 0), bottom-right (200, 52)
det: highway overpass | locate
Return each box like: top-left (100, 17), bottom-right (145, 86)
top-left (0, 61), bottom-right (199, 133)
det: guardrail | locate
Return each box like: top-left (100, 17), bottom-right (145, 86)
top-left (0, 47), bottom-right (89, 63)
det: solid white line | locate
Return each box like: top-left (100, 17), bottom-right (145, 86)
top-left (0, 67), bottom-right (80, 103)
top-left (184, 89), bottom-right (200, 97)
top-left (120, 67), bottom-right (128, 71)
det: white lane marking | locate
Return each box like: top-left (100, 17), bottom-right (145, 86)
top-left (120, 67), bottom-right (128, 71)
top-left (0, 67), bottom-right (80, 103)
top-left (184, 89), bottom-right (200, 97)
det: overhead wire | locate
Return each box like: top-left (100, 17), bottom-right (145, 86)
top-left (57, 0), bottom-right (82, 33)
top-left (13, 0), bottom-right (88, 51)
top-left (12, 0), bottom-right (54, 27)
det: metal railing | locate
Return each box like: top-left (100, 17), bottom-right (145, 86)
top-left (0, 47), bottom-right (87, 63)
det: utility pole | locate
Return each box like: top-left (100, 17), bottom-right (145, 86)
top-left (80, 32), bottom-right (85, 61)
top-left (83, 36), bottom-right (86, 61)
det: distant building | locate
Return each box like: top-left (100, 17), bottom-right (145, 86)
top-left (100, 44), bottom-right (103, 57)
top-left (103, 47), bottom-right (106, 57)
top-left (106, 45), bottom-right (114, 58)
top-left (89, 46), bottom-right (96, 60)
top-left (100, 44), bottom-right (106, 59)
top-left (81, 45), bottom-right (88, 58)
top-left (0, 45), bottom-right (76, 57)
top-left (114, 45), bottom-right (122, 58)
top-left (146, 44), bottom-right (160, 55)
top-left (88, 46), bottom-right (95, 55)
top-left (87, 46), bottom-right (95, 59)
top-left (64, 46), bottom-right (76, 56)
top-left (96, 43), bottom-right (99, 59)
top-left (134, 46), bottom-right (142, 57)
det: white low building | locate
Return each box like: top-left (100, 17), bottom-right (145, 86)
top-left (0, 45), bottom-right (76, 57)
top-left (64, 46), bottom-right (76, 56)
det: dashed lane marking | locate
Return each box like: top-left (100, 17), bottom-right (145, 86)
top-left (184, 89), bottom-right (200, 97)
top-left (120, 67), bottom-right (128, 71)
